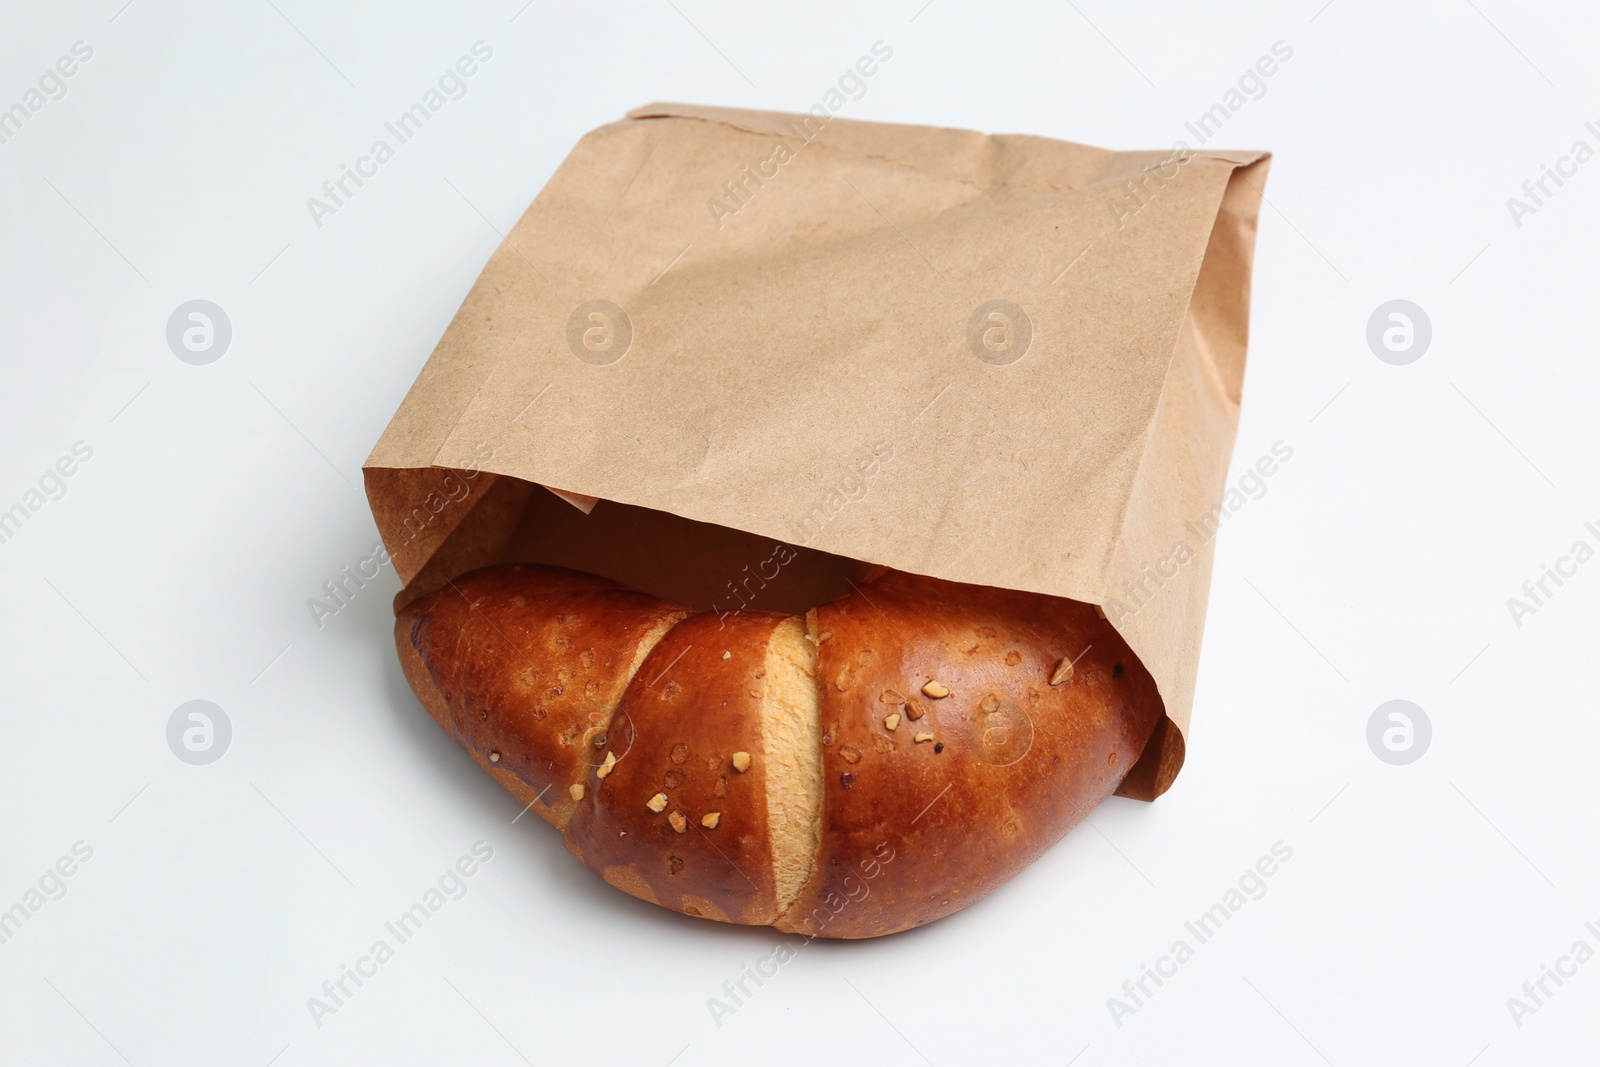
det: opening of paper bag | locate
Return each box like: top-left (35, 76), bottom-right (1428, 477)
top-left (373, 469), bottom-right (867, 618)
top-left (364, 103), bottom-right (1270, 802)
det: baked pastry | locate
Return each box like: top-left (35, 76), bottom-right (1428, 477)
top-left (396, 562), bottom-right (1163, 938)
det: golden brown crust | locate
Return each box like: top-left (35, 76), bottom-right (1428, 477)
top-left (562, 612), bottom-right (790, 925)
top-left (396, 620), bottom-right (558, 817)
top-left (396, 564), bottom-right (685, 829)
top-left (395, 563), bottom-right (1165, 937)
top-left (773, 570), bottom-right (1163, 937)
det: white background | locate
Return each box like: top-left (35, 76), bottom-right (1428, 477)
top-left (2, 1), bottom-right (1597, 1064)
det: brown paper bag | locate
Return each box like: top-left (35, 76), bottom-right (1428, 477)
top-left (364, 102), bottom-right (1270, 800)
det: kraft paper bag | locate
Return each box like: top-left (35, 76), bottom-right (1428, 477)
top-left (364, 102), bottom-right (1270, 800)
